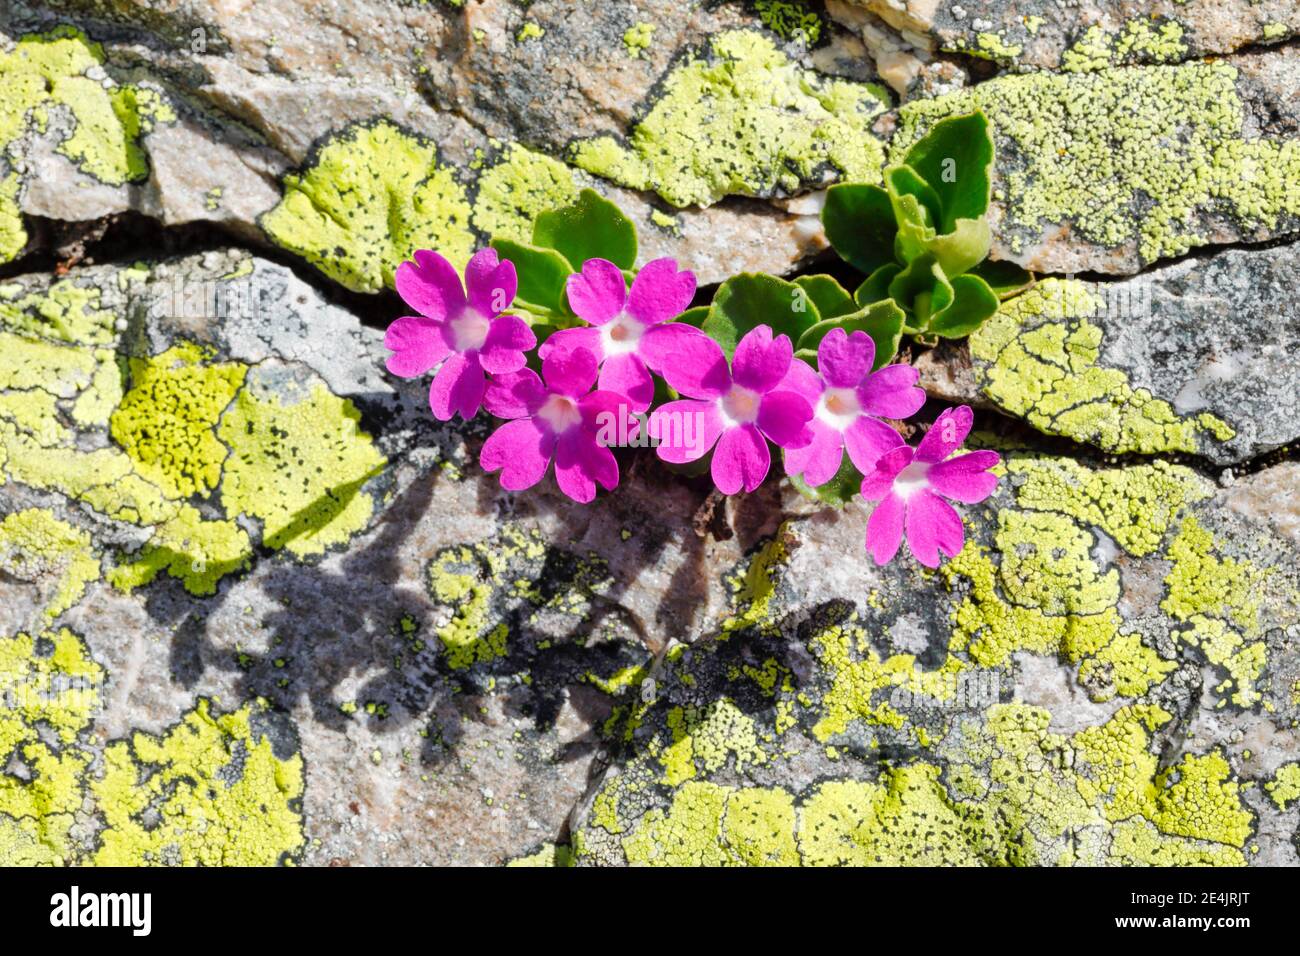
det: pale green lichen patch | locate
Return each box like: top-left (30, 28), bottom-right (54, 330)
top-left (92, 698), bottom-right (305, 865)
top-left (572, 30), bottom-right (889, 208)
top-left (0, 509), bottom-right (99, 620)
top-left (216, 368), bottom-right (386, 559)
top-left (0, 26), bottom-right (175, 264)
top-left (261, 120), bottom-right (476, 292)
top-left (753, 1), bottom-right (823, 44)
top-left (471, 142), bottom-right (579, 244)
top-left (1061, 19), bottom-right (1188, 73)
top-left (622, 22), bottom-right (655, 58)
top-left (896, 61), bottom-right (1300, 264)
top-left (969, 279), bottom-right (1235, 455)
top-left (1265, 763), bottom-right (1300, 810)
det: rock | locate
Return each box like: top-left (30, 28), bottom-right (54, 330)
top-left (835, 0), bottom-right (1298, 71)
top-left (967, 242), bottom-right (1300, 464)
top-left (569, 450), bottom-right (1300, 865)
top-left (893, 47), bottom-right (1300, 274)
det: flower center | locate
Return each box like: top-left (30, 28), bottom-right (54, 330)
top-left (720, 385), bottom-right (761, 425)
top-left (538, 393), bottom-right (582, 433)
top-left (451, 311), bottom-right (491, 352)
top-left (600, 313), bottom-right (645, 357)
top-left (893, 461), bottom-right (931, 499)
top-left (816, 386), bottom-right (861, 431)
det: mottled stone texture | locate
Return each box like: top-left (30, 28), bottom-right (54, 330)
top-left (0, 0), bottom-right (1298, 867)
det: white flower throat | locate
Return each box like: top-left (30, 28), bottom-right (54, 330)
top-left (538, 393), bottom-right (582, 433)
top-left (451, 309), bottom-right (491, 352)
top-left (893, 461), bottom-right (931, 499)
top-left (720, 385), bottom-right (761, 426)
top-left (815, 386), bottom-right (862, 431)
top-left (600, 312), bottom-right (645, 357)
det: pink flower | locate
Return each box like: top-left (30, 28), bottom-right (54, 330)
top-left (385, 249), bottom-right (536, 421)
top-left (479, 348), bottom-right (630, 503)
top-left (780, 327), bottom-right (925, 486)
top-left (648, 325), bottom-right (813, 495)
top-left (860, 405), bottom-right (1000, 568)
top-left (539, 257), bottom-right (708, 411)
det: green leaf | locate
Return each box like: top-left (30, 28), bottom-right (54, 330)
top-left (795, 298), bottom-right (905, 370)
top-left (855, 264), bottom-right (901, 308)
top-left (677, 305), bottom-right (711, 328)
top-left (786, 453), bottom-right (862, 508)
top-left (888, 254), bottom-right (954, 333)
top-left (927, 274), bottom-right (999, 338)
top-left (969, 258), bottom-right (1034, 299)
top-left (821, 183), bottom-right (897, 276)
top-left (901, 111), bottom-right (993, 233)
top-left (701, 273), bottom-right (820, 358)
top-left (924, 217), bottom-right (991, 278)
top-left (794, 275), bottom-right (857, 320)
top-left (885, 164), bottom-right (942, 234)
top-left (532, 188), bottom-right (637, 271)
top-left (491, 238), bottom-right (573, 314)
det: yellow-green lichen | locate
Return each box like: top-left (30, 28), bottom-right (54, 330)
top-left (0, 172), bottom-right (24, 263)
top-left (91, 699), bottom-right (305, 865)
top-left (217, 372), bottom-right (386, 558)
top-left (1265, 763), bottom-right (1300, 810)
top-left (622, 22), bottom-right (655, 58)
top-left (970, 280), bottom-right (1235, 454)
top-left (1061, 19), bottom-right (1188, 73)
top-left (0, 509), bottom-right (99, 619)
top-left (753, 1), bottom-right (823, 44)
top-left (261, 120), bottom-right (475, 292)
top-left (572, 30), bottom-right (888, 208)
top-left (110, 341), bottom-right (247, 500)
top-left (471, 143), bottom-right (579, 243)
top-left (896, 61), bottom-right (1300, 264)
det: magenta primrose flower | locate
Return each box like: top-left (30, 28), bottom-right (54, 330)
top-left (780, 327), bottom-right (926, 486)
top-left (385, 249), bottom-right (536, 420)
top-left (860, 405), bottom-right (1000, 568)
top-left (479, 348), bottom-right (631, 503)
top-left (539, 257), bottom-right (708, 411)
top-left (648, 325), bottom-right (813, 495)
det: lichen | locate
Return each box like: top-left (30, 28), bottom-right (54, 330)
top-left (0, 509), bottom-right (99, 619)
top-left (753, 0), bottom-right (823, 44)
top-left (896, 61), bottom-right (1300, 264)
top-left (1265, 763), bottom-right (1300, 810)
top-left (969, 279), bottom-right (1235, 455)
top-left (472, 142), bottom-right (579, 243)
top-left (261, 120), bottom-right (476, 292)
top-left (1061, 19), bottom-right (1188, 73)
top-left (572, 30), bottom-right (889, 208)
top-left (216, 369), bottom-right (386, 558)
top-left (622, 22), bottom-right (655, 58)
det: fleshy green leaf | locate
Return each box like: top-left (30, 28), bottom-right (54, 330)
top-left (927, 274), bottom-right (999, 338)
top-left (969, 258), bottom-right (1034, 299)
top-left (795, 298), bottom-right (905, 371)
top-left (821, 183), bottom-right (897, 276)
top-left (888, 254), bottom-right (954, 333)
top-left (491, 238), bottom-right (573, 314)
top-left (924, 217), bottom-right (991, 278)
top-left (533, 188), bottom-right (637, 271)
top-left (794, 275), bottom-right (857, 320)
top-left (901, 112), bottom-right (993, 233)
top-left (885, 164), bottom-right (942, 235)
top-left (677, 305), bottom-right (711, 328)
top-left (702, 273), bottom-right (820, 358)
top-left (855, 264), bottom-right (901, 308)
top-left (786, 453), bottom-right (862, 507)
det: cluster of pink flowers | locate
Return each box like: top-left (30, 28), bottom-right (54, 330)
top-left (385, 248), bottom-right (1000, 567)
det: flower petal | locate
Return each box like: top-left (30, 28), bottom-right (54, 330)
top-left (429, 352), bottom-right (486, 421)
top-left (860, 444), bottom-right (914, 500)
top-left (757, 389), bottom-right (813, 449)
top-left (777, 356), bottom-right (823, 405)
top-left (927, 450), bottom-right (1001, 503)
top-left (480, 417), bottom-right (552, 491)
top-left (537, 325), bottom-right (603, 363)
top-left (484, 368), bottom-right (547, 419)
top-left (859, 364), bottom-right (926, 419)
top-left (818, 328), bottom-right (875, 389)
top-left (542, 347), bottom-right (599, 397)
top-left (581, 389), bottom-right (639, 443)
top-left (904, 489), bottom-right (964, 568)
top-left (598, 352), bottom-right (655, 412)
top-left (915, 405), bottom-right (974, 463)
top-left (464, 248), bottom-right (517, 318)
top-left (783, 420), bottom-right (844, 487)
top-left (731, 325), bottom-right (792, 394)
top-left (565, 258), bottom-right (627, 325)
top-left (554, 430), bottom-right (619, 503)
top-left (711, 423), bottom-right (770, 494)
top-left (384, 316), bottom-right (453, 378)
top-left (843, 415), bottom-right (906, 475)
top-left (649, 399), bottom-right (723, 463)
top-left (643, 325), bottom-right (730, 398)
top-left (866, 492), bottom-right (905, 565)
top-left (395, 250), bottom-right (465, 320)
top-left (626, 258), bottom-right (696, 326)
top-left (478, 314), bottom-right (536, 374)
